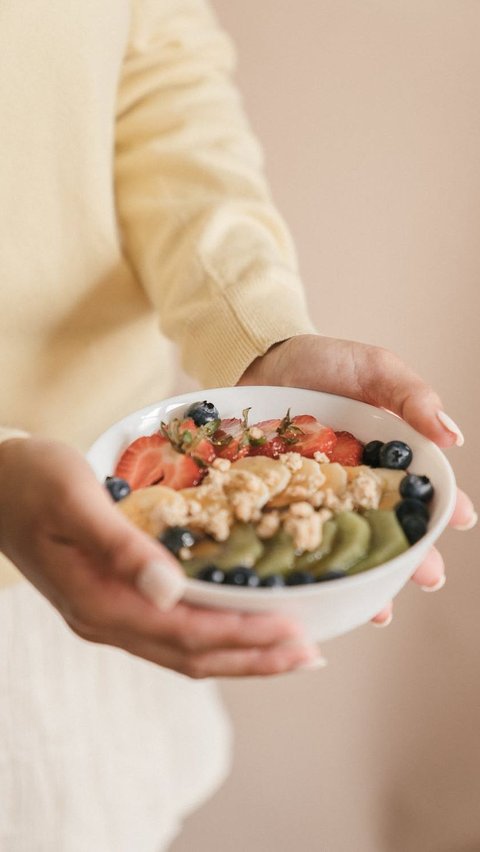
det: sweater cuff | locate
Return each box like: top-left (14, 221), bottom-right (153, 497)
top-left (179, 274), bottom-right (317, 388)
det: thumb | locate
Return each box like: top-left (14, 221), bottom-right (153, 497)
top-left (285, 337), bottom-right (464, 449)
top-left (63, 475), bottom-right (187, 611)
top-left (351, 343), bottom-right (464, 449)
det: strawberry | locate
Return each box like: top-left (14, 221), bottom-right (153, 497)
top-left (248, 418), bottom-right (286, 458)
top-left (286, 414), bottom-right (337, 458)
top-left (114, 434), bottom-right (203, 490)
top-left (162, 417), bottom-right (216, 466)
top-left (328, 431), bottom-right (364, 466)
top-left (212, 418), bottom-right (250, 461)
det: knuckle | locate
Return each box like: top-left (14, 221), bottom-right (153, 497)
top-left (67, 614), bottom-right (101, 642)
top-left (182, 656), bottom-right (209, 680)
top-left (369, 345), bottom-right (397, 372)
top-left (61, 598), bottom-right (88, 628)
top-left (264, 650), bottom-right (289, 675)
top-left (179, 633), bottom-right (198, 654)
top-left (63, 598), bottom-right (111, 638)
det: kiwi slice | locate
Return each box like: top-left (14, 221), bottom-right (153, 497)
top-left (182, 523), bottom-right (264, 577)
top-left (295, 519), bottom-right (338, 570)
top-left (347, 510), bottom-right (409, 575)
top-left (312, 512), bottom-right (371, 577)
top-left (254, 529), bottom-right (296, 578)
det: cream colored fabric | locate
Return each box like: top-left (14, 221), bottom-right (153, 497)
top-left (0, 0), bottom-right (315, 846)
top-left (0, 581), bottom-right (232, 851)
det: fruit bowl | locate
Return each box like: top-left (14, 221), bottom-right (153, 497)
top-left (87, 386), bottom-right (456, 643)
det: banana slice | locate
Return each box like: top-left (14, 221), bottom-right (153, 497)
top-left (379, 491), bottom-right (401, 510)
top-left (268, 457), bottom-right (325, 508)
top-left (373, 468), bottom-right (406, 492)
top-left (318, 462), bottom-right (348, 496)
top-left (231, 456), bottom-right (291, 498)
top-left (118, 486), bottom-right (187, 537)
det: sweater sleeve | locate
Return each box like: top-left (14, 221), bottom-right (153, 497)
top-left (115, 0), bottom-right (316, 387)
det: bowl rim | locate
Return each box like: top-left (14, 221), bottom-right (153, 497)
top-left (87, 385), bottom-right (457, 594)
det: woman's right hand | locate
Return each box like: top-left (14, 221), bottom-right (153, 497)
top-left (0, 437), bottom-right (319, 677)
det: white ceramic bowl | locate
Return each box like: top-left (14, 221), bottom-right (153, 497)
top-left (87, 386), bottom-right (456, 643)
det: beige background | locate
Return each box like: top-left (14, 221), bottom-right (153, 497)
top-left (172, 3), bottom-right (479, 851)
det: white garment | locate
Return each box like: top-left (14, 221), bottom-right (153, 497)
top-left (0, 582), bottom-right (232, 852)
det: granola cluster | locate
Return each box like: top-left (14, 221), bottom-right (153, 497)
top-left (118, 451), bottom-right (388, 553)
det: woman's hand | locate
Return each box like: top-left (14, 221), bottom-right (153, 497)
top-left (239, 334), bottom-right (476, 624)
top-left (0, 437), bottom-right (319, 676)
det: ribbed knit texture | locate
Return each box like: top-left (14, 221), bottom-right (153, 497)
top-left (0, 0), bottom-right (315, 589)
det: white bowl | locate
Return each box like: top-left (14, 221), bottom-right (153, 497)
top-left (87, 386), bottom-right (456, 643)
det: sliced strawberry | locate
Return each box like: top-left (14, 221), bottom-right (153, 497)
top-left (190, 436), bottom-right (216, 465)
top-left (288, 415), bottom-right (338, 458)
top-left (328, 431), bottom-right (364, 466)
top-left (212, 418), bottom-right (249, 461)
top-left (162, 417), bottom-right (216, 466)
top-left (177, 417), bottom-right (197, 438)
top-left (114, 434), bottom-right (203, 490)
top-left (248, 418), bottom-right (286, 458)
top-left (154, 442), bottom-right (205, 489)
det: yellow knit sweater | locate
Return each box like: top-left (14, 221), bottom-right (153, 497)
top-left (0, 0), bottom-right (315, 588)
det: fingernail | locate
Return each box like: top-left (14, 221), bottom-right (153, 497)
top-left (436, 411), bottom-right (464, 447)
top-left (421, 574), bottom-right (446, 593)
top-left (453, 511), bottom-right (478, 532)
top-left (137, 561), bottom-right (186, 611)
top-left (297, 655), bottom-right (328, 671)
top-left (372, 612), bottom-right (393, 628)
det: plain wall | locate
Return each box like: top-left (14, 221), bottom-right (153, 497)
top-left (172, 3), bottom-right (480, 851)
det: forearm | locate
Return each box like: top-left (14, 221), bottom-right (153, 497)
top-left (115, 0), bottom-right (315, 387)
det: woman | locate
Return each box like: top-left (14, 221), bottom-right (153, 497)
top-left (0, 0), bottom-right (475, 849)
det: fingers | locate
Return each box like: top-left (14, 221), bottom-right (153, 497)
top-left (352, 345), bottom-right (461, 448)
top-left (71, 570), bottom-right (307, 653)
top-left (66, 571), bottom-right (319, 677)
top-left (53, 472), bottom-right (187, 609)
top-left (449, 487), bottom-right (477, 530)
top-left (371, 602), bottom-right (393, 626)
top-left (370, 547), bottom-right (445, 625)
top-left (410, 546), bottom-right (445, 590)
top-left (119, 635), bottom-right (320, 678)
top-left (122, 600), bottom-right (306, 653)
top-left (283, 337), bottom-right (465, 449)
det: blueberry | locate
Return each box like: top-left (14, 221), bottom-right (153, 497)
top-left (104, 476), bottom-right (131, 502)
top-left (196, 565), bottom-right (225, 584)
top-left (378, 440), bottom-right (413, 470)
top-left (361, 440), bottom-right (384, 468)
top-left (186, 400), bottom-right (219, 426)
top-left (260, 574), bottom-right (286, 588)
top-left (398, 513), bottom-right (428, 545)
top-left (315, 570), bottom-right (347, 583)
top-left (223, 566), bottom-right (260, 587)
top-left (285, 570), bottom-right (316, 586)
top-left (399, 474), bottom-right (434, 504)
top-left (160, 526), bottom-right (196, 555)
top-left (395, 498), bottom-right (430, 524)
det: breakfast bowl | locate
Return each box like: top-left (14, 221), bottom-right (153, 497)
top-left (87, 386), bottom-right (456, 643)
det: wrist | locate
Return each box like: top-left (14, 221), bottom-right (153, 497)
top-left (238, 334), bottom-right (318, 386)
top-left (237, 337), bottom-right (294, 386)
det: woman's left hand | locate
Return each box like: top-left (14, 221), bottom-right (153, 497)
top-left (238, 334), bottom-right (476, 625)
